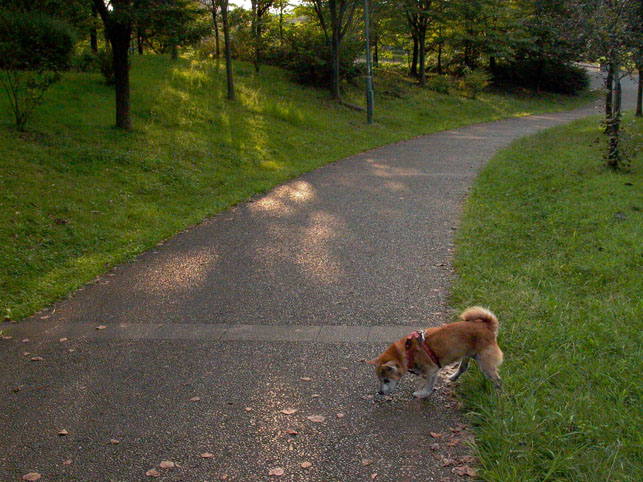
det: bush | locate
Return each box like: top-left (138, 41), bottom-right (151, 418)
top-left (427, 75), bottom-right (450, 94)
top-left (265, 28), bottom-right (364, 88)
top-left (72, 49), bottom-right (99, 72)
top-left (97, 49), bottom-right (115, 85)
top-left (492, 60), bottom-right (589, 95)
top-left (0, 9), bottom-right (75, 130)
top-left (459, 68), bottom-right (490, 99)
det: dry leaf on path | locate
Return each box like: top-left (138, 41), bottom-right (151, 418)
top-left (311, 394), bottom-right (320, 398)
top-left (430, 432), bottom-right (443, 438)
top-left (190, 396), bottom-right (201, 402)
top-left (430, 443), bottom-right (440, 451)
top-left (336, 413), bottom-right (345, 418)
top-left (22, 473), bottom-right (41, 481)
top-left (284, 429), bottom-right (298, 435)
top-left (57, 429), bottom-right (68, 436)
top-left (453, 465), bottom-right (477, 477)
top-left (30, 356), bottom-right (44, 362)
top-left (361, 459), bottom-right (374, 466)
top-left (244, 407), bottom-right (253, 412)
top-left (306, 415), bottom-right (325, 423)
top-left (268, 467), bottom-right (284, 476)
top-left (300, 377), bottom-right (312, 382)
top-left (109, 439), bottom-right (120, 445)
top-left (145, 468), bottom-right (160, 477)
top-left (280, 408), bottom-right (298, 415)
top-left (371, 473), bottom-right (378, 480)
top-left (96, 325), bottom-right (107, 330)
top-left (301, 461), bottom-right (312, 469)
top-left (59, 338), bottom-right (68, 342)
top-left (159, 460), bottom-right (176, 469)
top-left (201, 452), bottom-right (214, 458)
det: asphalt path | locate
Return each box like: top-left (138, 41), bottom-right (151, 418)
top-left (1, 70), bottom-right (638, 481)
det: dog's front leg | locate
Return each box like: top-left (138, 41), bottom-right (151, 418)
top-left (413, 370), bottom-right (438, 399)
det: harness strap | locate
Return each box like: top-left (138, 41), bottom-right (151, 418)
top-left (405, 331), bottom-right (442, 370)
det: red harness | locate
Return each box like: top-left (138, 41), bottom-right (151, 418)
top-left (405, 331), bottom-right (442, 371)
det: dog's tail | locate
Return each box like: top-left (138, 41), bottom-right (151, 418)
top-left (460, 306), bottom-right (499, 335)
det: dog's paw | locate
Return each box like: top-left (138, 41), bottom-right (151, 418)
top-left (412, 390), bottom-right (431, 399)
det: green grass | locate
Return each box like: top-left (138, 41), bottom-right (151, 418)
top-left (0, 54), bottom-right (595, 321)
top-left (451, 114), bottom-right (642, 481)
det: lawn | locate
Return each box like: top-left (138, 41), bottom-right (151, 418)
top-left (0, 54), bottom-right (595, 321)
top-left (451, 114), bottom-right (642, 481)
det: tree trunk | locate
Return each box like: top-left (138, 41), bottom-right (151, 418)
top-left (373, 39), bottom-right (378, 67)
top-left (90, 5), bottom-right (98, 53)
top-left (279, 3), bottom-right (284, 48)
top-left (220, 0), bottom-right (234, 100)
top-left (137, 29), bottom-right (144, 55)
top-left (254, 10), bottom-right (263, 73)
top-left (330, 29), bottom-right (341, 100)
top-left (211, 3), bottom-right (220, 57)
top-left (171, 43), bottom-right (178, 60)
top-left (489, 56), bottom-right (496, 74)
top-left (110, 25), bottom-right (132, 130)
top-left (636, 67), bottom-right (642, 117)
top-left (608, 73), bottom-right (622, 169)
top-left (418, 33), bottom-right (426, 86)
top-left (411, 35), bottom-right (418, 77)
top-left (437, 41), bottom-right (442, 76)
top-left (605, 61), bottom-right (614, 127)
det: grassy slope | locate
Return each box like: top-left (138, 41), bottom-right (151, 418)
top-left (451, 115), bottom-right (642, 481)
top-left (0, 55), bottom-right (594, 321)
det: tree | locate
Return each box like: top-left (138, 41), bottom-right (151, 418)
top-left (219, 0), bottom-right (235, 100)
top-left (309, 0), bottom-right (359, 100)
top-left (199, 0), bottom-right (221, 57)
top-left (0, 8), bottom-right (75, 130)
top-left (403, 0), bottom-right (434, 85)
top-left (251, 0), bottom-right (275, 72)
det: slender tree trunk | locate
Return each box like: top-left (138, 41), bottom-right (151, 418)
top-left (411, 35), bottom-right (418, 77)
top-left (330, 29), bottom-right (341, 100)
top-left (608, 73), bottom-right (622, 169)
top-left (210, 3), bottom-right (220, 57)
top-left (605, 61), bottom-right (614, 127)
top-left (636, 67), bottom-right (642, 117)
top-left (373, 39), bottom-right (378, 67)
top-left (418, 32), bottom-right (426, 86)
top-left (110, 25), bottom-right (132, 130)
top-left (220, 0), bottom-right (234, 100)
top-left (254, 10), bottom-right (263, 73)
top-left (279, 3), bottom-right (284, 48)
top-left (90, 5), bottom-right (98, 53)
top-left (437, 41), bottom-right (442, 75)
top-left (171, 43), bottom-right (178, 60)
top-left (137, 29), bottom-right (144, 55)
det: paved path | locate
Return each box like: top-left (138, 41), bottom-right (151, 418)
top-left (1, 71), bottom-right (638, 481)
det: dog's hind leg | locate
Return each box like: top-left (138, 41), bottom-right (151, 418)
top-left (448, 357), bottom-right (470, 382)
top-left (413, 370), bottom-right (439, 399)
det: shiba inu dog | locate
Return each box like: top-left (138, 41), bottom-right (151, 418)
top-left (368, 307), bottom-right (503, 398)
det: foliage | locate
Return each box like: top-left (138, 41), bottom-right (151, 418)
top-left (0, 8), bottom-right (75, 130)
top-left (458, 67), bottom-right (490, 98)
top-left (426, 74), bottom-right (450, 94)
top-left (71, 49), bottom-right (100, 72)
top-left (97, 49), bottom-right (115, 85)
top-left (0, 55), bottom-right (595, 321)
top-left (452, 115), bottom-right (642, 482)
top-left (492, 60), bottom-right (589, 95)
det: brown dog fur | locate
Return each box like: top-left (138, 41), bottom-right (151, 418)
top-left (368, 307), bottom-right (503, 398)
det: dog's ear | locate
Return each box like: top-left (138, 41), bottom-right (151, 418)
top-left (383, 361), bottom-right (398, 374)
top-left (366, 359), bottom-right (378, 365)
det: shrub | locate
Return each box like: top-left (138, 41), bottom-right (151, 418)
top-left (459, 68), bottom-right (490, 99)
top-left (492, 60), bottom-right (589, 95)
top-left (265, 28), bottom-right (364, 88)
top-left (0, 8), bottom-right (75, 130)
top-left (427, 75), bottom-right (450, 94)
top-left (97, 49), bottom-right (115, 85)
top-left (72, 49), bottom-right (99, 72)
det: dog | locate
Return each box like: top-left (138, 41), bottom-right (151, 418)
top-left (367, 307), bottom-right (503, 398)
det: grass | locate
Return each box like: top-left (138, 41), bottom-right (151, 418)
top-left (0, 54), bottom-right (595, 321)
top-left (451, 114), bottom-right (642, 481)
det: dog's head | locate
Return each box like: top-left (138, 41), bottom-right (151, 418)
top-left (367, 357), bottom-right (403, 395)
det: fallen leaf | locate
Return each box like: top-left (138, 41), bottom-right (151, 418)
top-left (1, 335), bottom-right (12, 340)
top-left (449, 426), bottom-right (462, 433)
top-left (59, 338), bottom-right (68, 342)
top-left (221, 475), bottom-right (229, 480)
top-left (190, 396), bottom-right (201, 402)
top-left (22, 473), bottom-right (42, 481)
top-left (361, 459), bottom-right (374, 466)
top-left (200, 452), bottom-right (214, 458)
top-left (306, 415), bottom-right (325, 423)
top-left (244, 407), bottom-right (253, 412)
top-left (30, 356), bottom-right (44, 362)
top-left (459, 456), bottom-right (477, 464)
top-left (109, 439), bottom-right (120, 445)
top-left (441, 457), bottom-right (456, 467)
top-left (159, 460), bottom-right (175, 469)
top-left (68, 348), bottom-right (75, 353)
top-left (22, 338), bottom-right (29, 343)
top-left (429, 443), bottom-right (440, 451)
top-left (268, 467), bottom-right (284, 476)
top-left (371, 474), bottom-right (378, 480)
top-left (311, 394), bottom-right (320, 398)
top-left (280, 408), bottom-right (298, 415)
top-left (453, 465), bottom-right (477, 477)
top-left (362, 395), bottom-right (374, 400)
top-left (300, 377), bottom-right (312, 382)
top-left (96, 325), bottom-right (107, 330)
top-left (301, 461), bottom-right (312, 469)
top-left (430, 432), bottom-right (443, 438)
top-left (58, 429), bottom-right (68, 436)
top-left (146, 468), bottom-right (160, 477)
top-left (62, 460), bottom-right (72, 466)
top-left (336, 413), bottom-right (345, 418)
top-left (284, 429), bottom-right (298, 435)
top-left (23, 352), bottom-right (30, 356)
